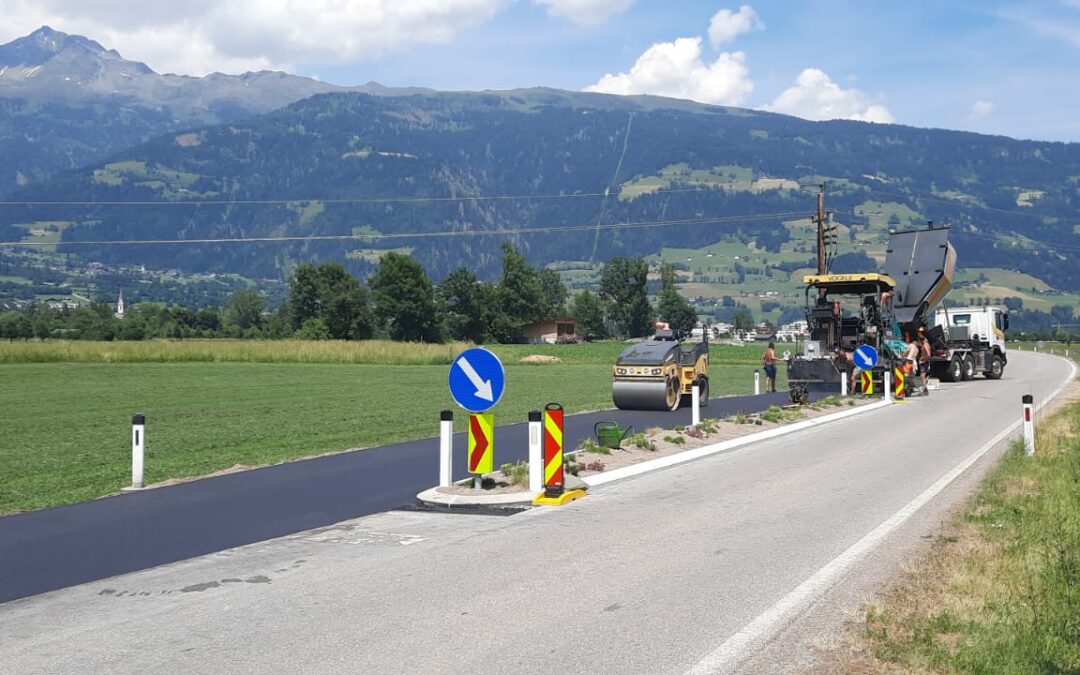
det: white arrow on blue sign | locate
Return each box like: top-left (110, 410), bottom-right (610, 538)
top-left (448, 347), bottom-right (506, 413)
top-left (854, 344), bottom-right (879, 369)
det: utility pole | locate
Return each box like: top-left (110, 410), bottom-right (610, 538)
top-left (814, 183), bottom-right (827, 275)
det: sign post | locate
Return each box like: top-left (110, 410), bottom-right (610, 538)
top-left (448, 348), bottom-right (506, 489)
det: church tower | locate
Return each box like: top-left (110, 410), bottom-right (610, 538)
top-left (115, 291), bottom-right (125, 319)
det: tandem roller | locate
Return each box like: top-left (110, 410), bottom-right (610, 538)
top-left (611, 329), bottom-right (710, 411)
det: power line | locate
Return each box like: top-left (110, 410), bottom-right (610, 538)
top-left (0, 211), bottom-right (809, 248)
top-left (0, 185), bottom-right (733, 208)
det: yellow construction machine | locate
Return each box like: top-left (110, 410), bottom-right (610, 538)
top-left (611, 329), bottom-right (709, 410)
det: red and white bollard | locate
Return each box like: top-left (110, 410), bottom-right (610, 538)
top-left (1022, 394), bottom-right (1036, 456)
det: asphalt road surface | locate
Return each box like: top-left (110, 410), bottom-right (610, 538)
top-left (0, 390), bottom-right (801, 604)
top-left (1, 352), bottom-right (1071, 674)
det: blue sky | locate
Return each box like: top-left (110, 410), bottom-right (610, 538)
top-left (2, 0), bottom-right (1078, 141)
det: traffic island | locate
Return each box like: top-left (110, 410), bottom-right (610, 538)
top-left (416, 473), bottom-right (588, 510)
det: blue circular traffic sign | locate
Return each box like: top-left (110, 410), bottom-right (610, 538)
top-left (448, 347), bottom-right (506, 413)
top-left (853, 344), bottom-right (879, 369)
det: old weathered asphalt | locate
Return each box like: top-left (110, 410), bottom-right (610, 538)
top-left (0, 390), bottom-right (799, 604)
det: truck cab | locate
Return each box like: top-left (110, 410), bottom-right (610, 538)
top-left (928, 305), bottom-right (1008, 381)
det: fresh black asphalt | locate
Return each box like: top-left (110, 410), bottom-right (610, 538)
top-left (0, 391), bottom-right (805, 604)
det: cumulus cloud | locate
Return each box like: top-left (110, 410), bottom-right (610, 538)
top-left (586, 37), bottom-right (753, 105)
top-left (968, 99), bottom-right (994, 121)
top-left (767, 68), bottom-right (894, 123)
top-left (532, 0), bottom-right (635, 25)
top-left (707, 5), bottom-right (763, 48)
top-left (0, 0), bottom-right (508, 75)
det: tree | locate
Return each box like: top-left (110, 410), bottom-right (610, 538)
top-left (369, 252), bottom-right (441, 342)
top-left (656, 262), bottom-right (697, 333)
top-left (286, 263), bottom-right (374, 340)
top-left (537, 268), bottom-right (569, 321)
top-left (437, 267), bottom-right (488, 343)
top-left (600, 257), bottom-right (652, 338)
top-left (224, 289), bottom-right (265, 332)
top-left (569, 290), bottom-right (607, 339)
top-left (734, 307), bottom-right (755, 331)
top-left (296, 317), bottom-right (331, 340)
top-left (492, 243), bottom-right (543, 343)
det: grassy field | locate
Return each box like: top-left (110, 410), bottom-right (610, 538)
top-left (826, 388), bottom-right (1080, 673)
top-left (0, 340), bottom-right (784, 513)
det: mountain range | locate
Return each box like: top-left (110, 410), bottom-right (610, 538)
top-left (1, 27), bottom-right (1079, 303)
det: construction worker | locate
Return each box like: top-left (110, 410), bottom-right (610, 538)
top-left (903, 339), bottom-right (921, 394)
top-left (762, 342), bottom-right (778, 393)
top-left (917, 332), bottom-right (931, 394)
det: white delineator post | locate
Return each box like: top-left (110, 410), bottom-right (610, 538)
top-left (754, 370), bottom-right (761, 396)
top-left (841, 372), bottom-right (848, 396)
top-left (528, 410), bottom-right (542, 493)
top-left (130, 413), bottom-right (145, 489)
top-left (439, 410), bottom-right (453, 488)
top-left (692, 384), bottom-right (701, 426)
top-left (884, 370), bottom-right (892, 404)
top-left (1022, 394), bottom-right (1036, 456)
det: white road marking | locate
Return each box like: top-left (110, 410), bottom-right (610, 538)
top-left (686, 356), bottom-right (1078, 675)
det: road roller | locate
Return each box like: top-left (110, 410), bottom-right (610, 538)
top-left (612, 329), bottom-right (709, 411)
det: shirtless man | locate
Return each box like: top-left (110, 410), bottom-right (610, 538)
top-left (762, 342), bottom-right (778, 393)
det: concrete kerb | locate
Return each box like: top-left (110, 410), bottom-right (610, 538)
top-left (417, 398), bottom-right (893, 506)
top-left (583, 399), bottom-right (893, 487)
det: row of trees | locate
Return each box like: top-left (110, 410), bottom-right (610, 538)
top-left (0, 245), bottom-right (704, 343)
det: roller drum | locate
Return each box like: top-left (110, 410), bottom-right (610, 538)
top-left (612, 379), bottom-right (676, 411)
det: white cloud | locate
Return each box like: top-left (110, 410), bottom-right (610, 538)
top-left (767, 68), bottom-right (894, 123)
top-left (532, 0), bottom-right (635, 25)
top-left (586, 37), bottom-right (753, 105)
top-left (707, 5), bottom-right (763, 48)
top-left (968, 99), bottom-right (994, 121)
top-left (0, 0), bottom-right (508, 75)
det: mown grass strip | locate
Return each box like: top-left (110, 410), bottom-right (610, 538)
top-left (0, 339), bottom-right (779, 366)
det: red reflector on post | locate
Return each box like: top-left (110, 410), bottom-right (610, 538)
top-left (1025, 408), bottom-right (1031, 422)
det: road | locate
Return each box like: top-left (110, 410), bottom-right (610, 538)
top-left (1, 352), bottom-right (1072, 674)
top-left (0, 389), bottom-right (801, 604)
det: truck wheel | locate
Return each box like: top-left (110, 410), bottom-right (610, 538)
top-left (961, 355), bottom-right (976, 381)
top-left (697, 378), bottom-right (709, 407)
top-left (942, 355), bottom-right (962, 382)
top-left (986, 354), bottom-right (1004, 380)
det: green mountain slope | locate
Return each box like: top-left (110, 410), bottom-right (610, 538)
top-left (3, 87), bottom-right (1080, 294)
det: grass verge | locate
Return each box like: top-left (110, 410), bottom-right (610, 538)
top-left (819, 390), bottom-right (1080, 673)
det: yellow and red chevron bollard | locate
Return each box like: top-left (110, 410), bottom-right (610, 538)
top-left (533, 403), bottom-right (586, 506)
top-left (543, 403), bottom-right (564, 497)
top-left (860, 370), bottom-right (874, 395)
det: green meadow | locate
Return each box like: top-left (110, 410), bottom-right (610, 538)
top-left (0, 340), bottom-right (783, 513)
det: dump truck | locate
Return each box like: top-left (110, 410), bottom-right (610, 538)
top-left (926, 305), bottom-right (1009, 381)
top-left (611, 329), bottom-right (709, 410)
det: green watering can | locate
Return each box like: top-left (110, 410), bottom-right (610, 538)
top-left (594, 421), bottom-right (633, 449)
